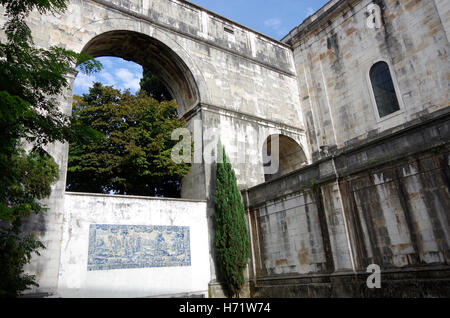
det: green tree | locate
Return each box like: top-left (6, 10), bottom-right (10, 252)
top-left (214, 143), bottom-right (250, 298)
top-left (139, 67), bottom-right (173, 102)
top-left (66, 82), bottom-right (190, 198)
top-left (0, 149), bottom-right (58, 297)
top-left (0, 0), bottom-right (101, 297)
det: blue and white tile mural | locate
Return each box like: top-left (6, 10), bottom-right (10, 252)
top-left (87, 224), bottom-right (191, 271)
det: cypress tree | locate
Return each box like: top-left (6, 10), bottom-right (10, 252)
top-left (214, 142), bottom-right (250, 298)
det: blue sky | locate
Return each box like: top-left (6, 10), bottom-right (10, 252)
top-left (73, 0), bottom-right (329, 96)
top-left (189, 0), bottom-right (328, 39)
top-left (74, 56), bottom-right (143, 95)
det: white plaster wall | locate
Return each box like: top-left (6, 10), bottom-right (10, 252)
top-left (57, 193), bottom-right (210, 298)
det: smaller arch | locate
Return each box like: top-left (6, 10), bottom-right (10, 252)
top-left (369, 61), bottom-right (401, 118)
top-left (262, 134), bottom-right (307, 182)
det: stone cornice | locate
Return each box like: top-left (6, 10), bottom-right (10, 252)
top-left (182, 102), bottom-right (305, 135)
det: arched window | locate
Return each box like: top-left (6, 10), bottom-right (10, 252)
top-left (370, 61), bottom-right (400, 118)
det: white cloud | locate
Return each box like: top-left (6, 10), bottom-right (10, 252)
top-left (96, 57), bottom-right (113, 69)
top-left (127, 78), bottom-right (142, 92)
top-left (74, 57), bottom-right (144, 94)
top-left (100, 71), bottom-right (116, 86)
top-left (264, 18), bottom-right (288, 37)
top-left (264, 18), bottom-right (282, 29)
top-left (115, 68), bottom-right (135, 83)
top-left (74, 72), bottom-right (96, 92)
top-left (115, 68), bottom-right (142, 93)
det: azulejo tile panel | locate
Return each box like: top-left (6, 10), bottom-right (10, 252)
top-left (87, 224), bottom-right (191, 271)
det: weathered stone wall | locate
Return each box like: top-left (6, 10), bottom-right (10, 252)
top-left (244, 109), bottom-right (450, 297)
top-left (197, 108), bottom-right (308, 286)
top-left (434, 0), bottom-right (450, 41)
top-left (250, 267), bottom-right (450, 298)
top-left (250, 189), bottom-right (329, 276)
top-left (57, 192), bottom-right (209, 298)
top-left (284, 0), bottom-right (449, 161)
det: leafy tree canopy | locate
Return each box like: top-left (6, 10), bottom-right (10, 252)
top-left (140, 67), bottom-right (173, 103)
top-left (66, 82), bottom-right (191, 198)
top-left (0, 0), bottom-right (67, 17)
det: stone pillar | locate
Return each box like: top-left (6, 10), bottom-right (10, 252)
top-left (317, 159), bottom-right (356, 272)
top-left (21, 72), bottom-right (76, 296)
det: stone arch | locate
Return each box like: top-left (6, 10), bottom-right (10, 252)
top-left (262, 134), bottom-right (307, 182)
top-left (66, 29), bottom-right (209, 198)
top-left (79, 30), bottom-right (201, 116)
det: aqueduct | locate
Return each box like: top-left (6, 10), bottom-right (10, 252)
top-left (1, 0), bottom-right (309, 297)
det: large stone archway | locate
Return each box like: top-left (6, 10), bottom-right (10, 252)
top-left (81, 30), bottom-right (200, 115)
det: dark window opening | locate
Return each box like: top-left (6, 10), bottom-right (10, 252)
top-left (224, 27), bottom-right (234, 35)
top-left (370, 61), bottom-right (400, 118)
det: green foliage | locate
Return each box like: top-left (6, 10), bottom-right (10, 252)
top-left (0, 149), bottom-right (59, 224)
top-left (0, 0), bottom-right (101, 296)
top-left (431, 147), bottom-right (441, 154)
top-left (0, 229), bottom-right (45, 298)
top-left (66, 82), bottom-right (190, 197)
top-left (214, 143), bottom-right (250, 298)
top-left (0, 0), bottom-right (68, 16)
top-left (140, 67), bottom-right (173, 102)
top-left (0, 149), bottom-right (56, 297)
top-left (0, 21), bottom-right (101, 148)
top-left (0, 143), bottom-right (59, 298)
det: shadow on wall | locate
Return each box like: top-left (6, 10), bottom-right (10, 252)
top-left (263, 134), bottom-right (308, 182)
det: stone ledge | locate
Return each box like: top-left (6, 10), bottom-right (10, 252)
top-left (244, 110), bottom-right (450, 209)
top-left (208, 281), bottom-right (251, 298)
top-left (64, 191), bottom-right (207, 203)
top-left (251, 266), bottom-right (450, 298)
top-left (254, 265), bottom-right (450, 285)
